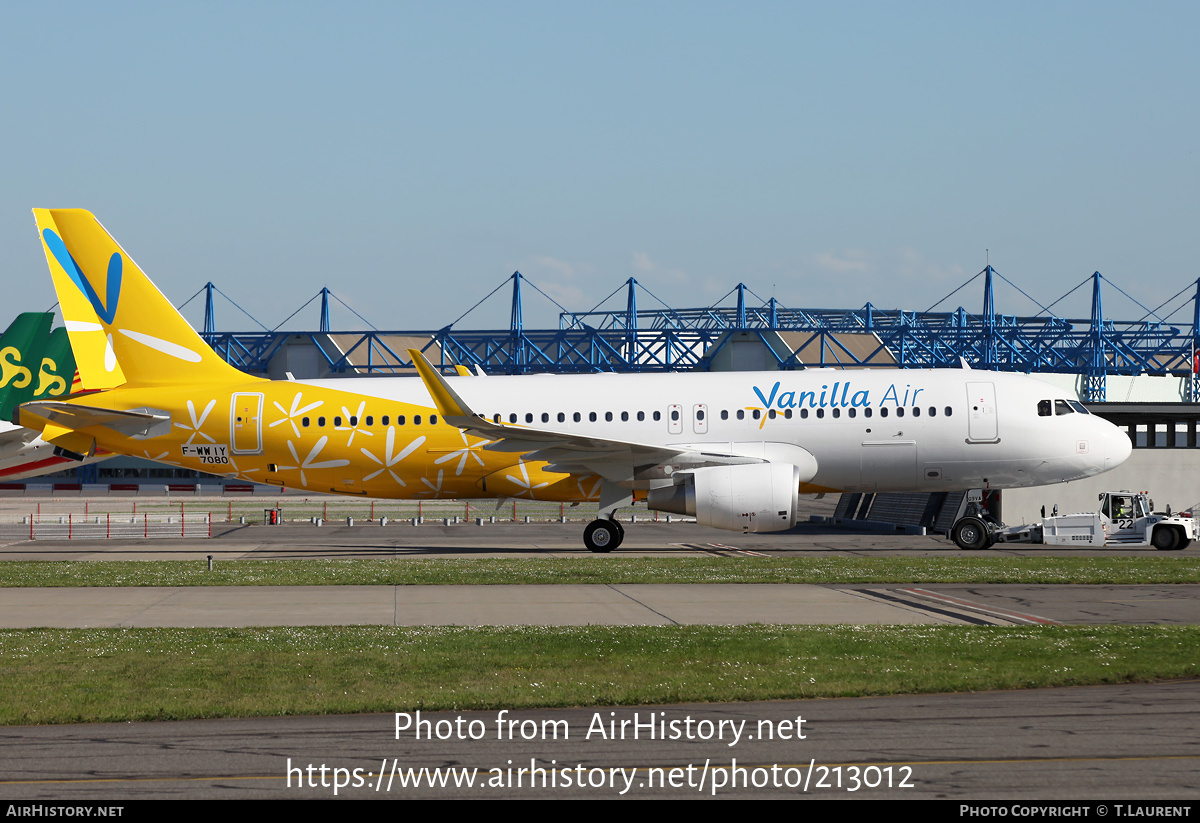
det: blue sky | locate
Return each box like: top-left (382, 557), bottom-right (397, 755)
top-left (2, 1), bottom-right (1196, 331)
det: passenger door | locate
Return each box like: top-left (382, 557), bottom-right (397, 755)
top-left (230, 392), bottom-right (264, 454)
top-left (966, 382), bottom-right (998, 443)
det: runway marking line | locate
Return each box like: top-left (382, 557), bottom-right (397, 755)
top-left (901, 587), bottom-right (1059, 625)
top-left (848, 588), bottom-right (1000, 626)
top-left (708, 543), bottom-right (769, 557)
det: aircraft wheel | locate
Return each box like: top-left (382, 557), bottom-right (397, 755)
top-left (1152, 527), bottom-right (1182, 551)
top-left (612, 519), bottom-right (625, 547)
top-left (951, 516), bottom-right (991, 551)
top-left (584, 519), bottom-right (620, 553)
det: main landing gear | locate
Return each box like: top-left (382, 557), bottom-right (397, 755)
top-left (584, 518), bottom-right (625, 553)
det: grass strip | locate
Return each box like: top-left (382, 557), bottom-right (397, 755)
top-left (2, 557), bottom-right (1200, 587)
top-left (2, 625), bottom-right (1197, 725)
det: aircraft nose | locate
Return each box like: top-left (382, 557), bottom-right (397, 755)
top-left (1096, 418), bottom-right (1132, 472)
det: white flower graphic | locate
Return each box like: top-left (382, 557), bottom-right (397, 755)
top-left (361, 429), bottom-right (426, 486)
top-left (277, 436), bottom-right (349, 487)
top-left (576, 475), bottom-right (603, 500)
top-left (270, 392), bottom-right (323, 439)
top-left (505, 459), bottom-right (550, 499)
top-left (225, 454), bottom-right (261, 479)
top-left (174, 399), bottom-right (216, 446)
top-left (140, 448), bottom-right (181, 466)
top-left (433, 430), bottom-right (492, 476)
top-left (335, 400), bottom-right (372, 447)
top-left (417, 469), bottom-right (446, 497)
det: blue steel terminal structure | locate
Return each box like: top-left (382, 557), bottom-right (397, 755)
top-left (185, 267), bottom-right (1200, 405)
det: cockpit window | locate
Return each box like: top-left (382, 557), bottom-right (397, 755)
top-left (1067, 401), bottom-right (1090, 414)
top-left (1038, 400), bottom-right (1052, 417)
top-left (1055, 400), bottom-right (1073, 415)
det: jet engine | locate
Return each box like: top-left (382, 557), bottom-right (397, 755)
top-left (646, 462), bottom-right (802, 533)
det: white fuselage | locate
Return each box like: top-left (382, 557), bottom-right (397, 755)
top-left (299, 366), bottom-right (1131, 494)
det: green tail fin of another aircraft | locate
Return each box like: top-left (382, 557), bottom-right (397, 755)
top-left (0, 312), bottom-right (75, 422)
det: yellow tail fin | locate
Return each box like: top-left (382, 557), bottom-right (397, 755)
top-left (33, 209), bottom-right (247, 389)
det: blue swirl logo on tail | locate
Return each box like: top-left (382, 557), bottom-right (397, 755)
top-left (42, 229), bottom-right (122, 324)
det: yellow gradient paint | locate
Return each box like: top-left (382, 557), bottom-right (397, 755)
top-left (23, 209), bottom-right (592, 502)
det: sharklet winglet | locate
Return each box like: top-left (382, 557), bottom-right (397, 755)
top-left (408, 350), bottom-right (473, 421)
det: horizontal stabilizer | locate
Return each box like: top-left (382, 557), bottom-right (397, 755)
top-left (20, 401), bottom-right (170, 439)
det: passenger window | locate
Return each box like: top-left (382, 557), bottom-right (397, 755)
top-left (945, 406), bottom-right (953, 416)
top-left (847, 408), bottom-right (855, 418)
top-left (816, 408), bottom-right (824, 419)
top-left (880, 408), bottom-right (888, 418)
top-left (637, 411), bottom-right (645, 421)
top-left (525, 413), bottom-right (533, 423)
top-left (541, 413), bottom-right (549, 423)
top-left (737, 410), bottom-right (745, 420)
top-left (318, 416), bottom-right (326, 427)
top-left (589, 412), bottom-right (597, 422)
top-left (365, 416), bottom-right (373, 426)
top-left (509, 414), bottom-right (517, 423)
top-left (350, 416), bottom-right (358, 426)
top-left (653, 411), bottom-right (661, 421)
top-left (557, 412), bottom-right (565, 423)
top-left (752, 410), bottom-right (761, 419)
top-left (800, 408), bottom-right (809, 419)
top-left (383, 415), bottom-right (390, 425)
top-left (896, 408), bottom-right (904, 418)
top-left (911, 407), bottom-right (919, 417)
top-left (605, 412), bottom-right (613, 422)
top-left (784, 409), bottom-right (792, 419)
top-left (864, 408), bottom-right (872, 418)
top-left (430, 415), bottom-right (438, 425)
top-left (697, 410), bottom-right (706, 420)
top-left (621, 411), bottom-right (629, 421)
top-left (573, 412), bottom-right (581, 422)
top-left (414, 415), bottom-right (422, 425)
top-left (768, 409), bottom-right (776, 419)
top-left (302, 417), bottom-right (310, 427)
top-left (334, 416), bottom-right (343, 426)
top-left (398, 415), bottom-right (405, 425)
top-left (670, 409), bottom-right (680, 421)
top-left (928, 407), bottom-right (935, 417)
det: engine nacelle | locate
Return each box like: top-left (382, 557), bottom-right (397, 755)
top-left (647, 462), bottom-right (801, 533)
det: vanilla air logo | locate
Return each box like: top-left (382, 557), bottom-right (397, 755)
top-left (41, 228), bottom-right (201, 366)
top-left (750, 380), bottom-right (926, 410)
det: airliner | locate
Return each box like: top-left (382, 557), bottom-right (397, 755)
top-left (21, 209), bottom-right (1131, 550)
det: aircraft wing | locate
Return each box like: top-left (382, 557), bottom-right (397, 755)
top-left (408, 350), bottom-right (761, 482)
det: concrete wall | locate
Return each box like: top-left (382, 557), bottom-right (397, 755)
top-left (267, 336), bottom-right (331, 380)
top-left (706, 331), bottom-right (792, 372)
top-left (1002, 450), bottom-right (1200, 525)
